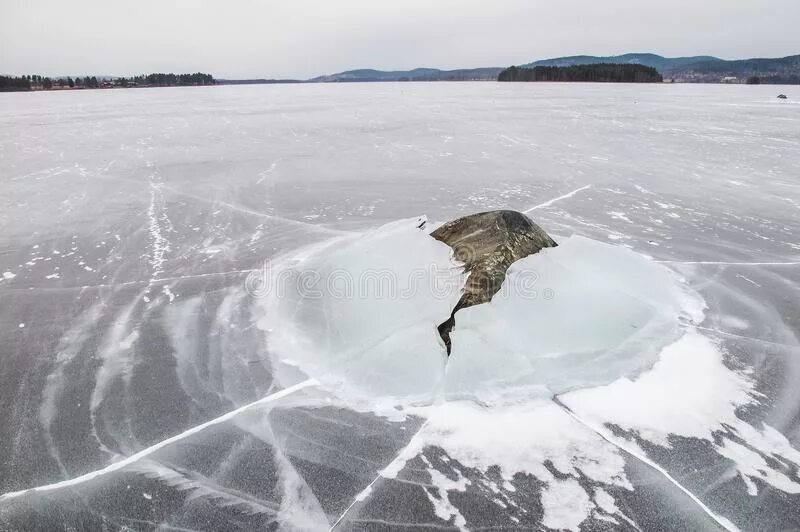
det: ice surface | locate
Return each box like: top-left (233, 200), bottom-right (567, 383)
top-left (1, 82), bottom-right (799, 531)
top-left (263, 221), bottom-right (704, 406)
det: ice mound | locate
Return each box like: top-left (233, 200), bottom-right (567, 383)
top-left (446, 236), bottom-right (705, 402)
top-left (262, 217), bottom-right (464, 403)
top-left (261, 217), bottom-right (704, 406)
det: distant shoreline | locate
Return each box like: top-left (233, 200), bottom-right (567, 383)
top-left (0, 85), bottom-right (221, 93)
top-left (0, 80), bottom-right (306, 93)
top-left (0, 72), bottom-right (216, 93)
top-left (4, 80), bottom-right (800, 94)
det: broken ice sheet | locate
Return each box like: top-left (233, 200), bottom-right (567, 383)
top-left (263, 220), bottom-right (705, 406)
top-left (260, 217), bottom-right (465, 405)
top-left (446, 235), bottom-right (705, 401)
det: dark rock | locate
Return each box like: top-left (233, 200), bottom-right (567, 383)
top-left (430, 210), bottom-right (557, 354)
top-left (777, 94), bottom-right (788, 99)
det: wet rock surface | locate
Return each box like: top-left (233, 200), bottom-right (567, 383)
top-left (430, 210), bottom-right (558, 353)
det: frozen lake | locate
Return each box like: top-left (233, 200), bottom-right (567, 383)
top-left (1, 82), bottom-right (799, 531)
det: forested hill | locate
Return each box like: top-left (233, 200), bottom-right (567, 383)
top-left (662, 55), bottom-right (800, 84)
top-left (522, 53), bottom-right (719, 70)
top-left (498, 64), bottom-right (664, 83)
top-left (520, 53), bottom-right (800, 84)
top-left (312, 53), bottom-right (800, 84)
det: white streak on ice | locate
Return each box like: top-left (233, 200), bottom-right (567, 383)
top-left (127, 460), bottom-right (280, 516)
top-left (656, 260), bottom-right (800, 266)
top-left (89, 295), bottom-right (142, 455)
top-left (523, 184), bottom-right (591, 213)
top-left (554, 397), bottom-right (740, 532)
top-left (39, 300), bottom-right (108, 476)
top-left (1, 379), bottom-right (318, 500)
top-left (5, 269), bottom-right (255, 293)
top-left (272, 426), bottom-right (330, 531)
top-left (255, 159), bottom-right (281, 184)
top-left (608, 211), bottom-right (632, 223)
top-left (329, 419), bottom-right (431, 531)
top-left (144, 174), bottom-right (172, 301)
top-left (735, 274), bottom-right (762, 287)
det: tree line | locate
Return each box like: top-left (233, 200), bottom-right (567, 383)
top-left (498, 64), bottom-right (664, 83)
top-left (0, 72), bottom-right (215, 92)
top-left (115, 72), bottom-right (214, 87)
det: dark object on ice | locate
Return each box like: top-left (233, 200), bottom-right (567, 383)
top-left (777, 94), bottom-right (788, 99)
top-left (431, 210), bottom-right (557, 354)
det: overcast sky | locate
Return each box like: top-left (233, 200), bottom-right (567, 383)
top-left (2, 0), bottom-right (798, 79)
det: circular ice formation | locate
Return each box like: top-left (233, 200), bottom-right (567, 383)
top-left (260, 217), bottom-right (704, 405)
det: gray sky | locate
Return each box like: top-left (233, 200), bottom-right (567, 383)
top-left (1, 0), bottom-right (798, 79)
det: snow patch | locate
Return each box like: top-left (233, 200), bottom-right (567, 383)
top-left (563, 333), bottom-right (800, 497)
top-left (415, 400), bottom-right (631, 489)
top-left (541, 477), bottom-right (593, 531)
top-left (608, 211), bottom-right (632, 223)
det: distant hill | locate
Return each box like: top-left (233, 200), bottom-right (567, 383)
top-left (521, 53), bottom-right (800, 84)
top-left (310, 67), bottom-right (502, 82)
top-left (309, 53), bottom-right (800, 85)
top-left (661, 55), bottom-right (800, 83)
top-left (521, 53), bottom-right (720, 71)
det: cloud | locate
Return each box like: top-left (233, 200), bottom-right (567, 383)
top-left (1, 0), bottom-right (798, 78)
